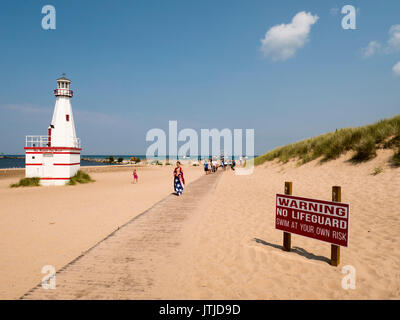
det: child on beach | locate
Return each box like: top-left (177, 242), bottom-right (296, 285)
top-left (133, 170), bottom-right (138, 184)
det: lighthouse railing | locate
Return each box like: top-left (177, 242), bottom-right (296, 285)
top-left (25, 136), bottom-right (81, 148)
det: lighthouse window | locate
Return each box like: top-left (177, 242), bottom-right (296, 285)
top-left (66, 115), bottom-right (70, 121)
top-left (32, 156), bottom-right (35, 159)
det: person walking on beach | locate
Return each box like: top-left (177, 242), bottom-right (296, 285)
top-left (204, 161), bottom-right (208, 175)
top-left (133, 169), bottom-right (138, 183)
top-left (173, 161), bottom-right (185, 196)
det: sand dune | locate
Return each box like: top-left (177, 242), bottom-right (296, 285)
top-left (156, 150), bottom-right (400, 299)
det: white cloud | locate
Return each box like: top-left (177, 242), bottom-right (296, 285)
top-left (363, 24), bottom-right (400, 57)
top-left (393, 61), bottom-right (400, 77)
top-left (260, 11), bottom-right (319, 61)
top-left (362, 41), bottom-right (381, 57)
top-left (386, 24), bottom-right (400, 53)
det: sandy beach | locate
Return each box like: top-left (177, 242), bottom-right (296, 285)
top-left (160, 150), bottom-right (400, 299)
top-left (1, 151), bottom-right (399, 299)
top-left (0, 164), bottom-right (203, 299)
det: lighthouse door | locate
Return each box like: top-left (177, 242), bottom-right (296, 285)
top-left (42, 154), bottom-right (54, 178)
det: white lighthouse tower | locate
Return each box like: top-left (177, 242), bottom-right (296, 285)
top-left (25, 75), bottom-right (81, 186)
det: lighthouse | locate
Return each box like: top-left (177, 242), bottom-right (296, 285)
top-left (25, 75), bottom-right (81, 186)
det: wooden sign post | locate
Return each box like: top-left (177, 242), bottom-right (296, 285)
top-left (331, 186), bottom-right (341, 266)
top-left (282, 181), bottom-right (292, 252)
top-left (276, 183), bottom-right (348, 267)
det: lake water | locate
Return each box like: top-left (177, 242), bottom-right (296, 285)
top-left (0, 155), bottom-right (147, 169)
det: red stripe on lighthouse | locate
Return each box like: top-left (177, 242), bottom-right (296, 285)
top-left (26, 152), bottom-right (81, 154)
top-left (24, 147), bottom-right (82, 151)
top-left (53, 163), bottom-right (80, 166)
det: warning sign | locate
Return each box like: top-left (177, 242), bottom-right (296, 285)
top-left (276, 194), bottom-right (349, 247)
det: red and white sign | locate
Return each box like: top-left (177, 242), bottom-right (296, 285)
top-left (276, 194), bottom-right (349, 247)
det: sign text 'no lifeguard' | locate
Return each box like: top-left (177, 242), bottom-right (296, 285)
top-left (275, 194), bottom-right (349, 247)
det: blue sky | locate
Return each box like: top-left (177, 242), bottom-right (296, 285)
top-left (0, 0), bottom-right (399, 155)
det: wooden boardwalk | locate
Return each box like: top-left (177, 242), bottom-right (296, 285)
top-left (22, 172), bottom-right (221, 299)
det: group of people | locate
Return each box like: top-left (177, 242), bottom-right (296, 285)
top-left (132, 158), bottom-right (240, 197)
top-left (203, 160), bottom-right (218, 174)
top-left (203, 158), bottom-right (236, 174)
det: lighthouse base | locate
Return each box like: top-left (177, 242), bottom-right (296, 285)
top-left (39, 178), bottom-right (72, 186)
top-left (25, 146), bottom-right (81, 186)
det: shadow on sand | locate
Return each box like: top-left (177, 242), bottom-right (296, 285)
top-left (253, 238), bottom-right (331, 265)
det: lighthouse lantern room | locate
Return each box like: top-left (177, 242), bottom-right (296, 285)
top-left (25, 76), bottom-right (81, 186)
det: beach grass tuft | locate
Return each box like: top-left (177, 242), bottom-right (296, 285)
top-left (10, 177), bottom-right (41, 188)
top-left (350, 137), bottom-right (377, 162)
top-left (372, 166), bottom-right (384, 176)
top-left (151, 160), bottom-right (163, 166)
top-left (255, 114), bottom-right (400, 166)
top-left (68, 170), bottom-right (95, 185)
top-left (392, 146), bottom-right (400, 167)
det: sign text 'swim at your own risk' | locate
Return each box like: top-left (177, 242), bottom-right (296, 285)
top-left (276, 194), bottom-right (349, 247)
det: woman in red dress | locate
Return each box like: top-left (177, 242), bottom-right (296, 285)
top-left (173, 161), bottom-right (185, 196)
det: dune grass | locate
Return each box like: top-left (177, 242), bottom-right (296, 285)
top-left (68, 170), bottom-right (94, 185)
top-left (10, 177), bottom-right (41, 188)
top-left (255, 115), bottom-right (400, 166)
top-left (392, 146), bottom-right (400, 167)
top-left (10, 171), bottom-right (94, 187)
top-left (372, 166), bottom-right (384, 176)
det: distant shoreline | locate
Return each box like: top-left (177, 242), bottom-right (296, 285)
top-left (0, 155), bottom-right (255, 170)
top-left (0, 156), bottom-right (24, 159)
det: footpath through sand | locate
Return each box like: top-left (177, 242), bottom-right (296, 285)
top-left (22, 171), bottom-right (221, 299)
